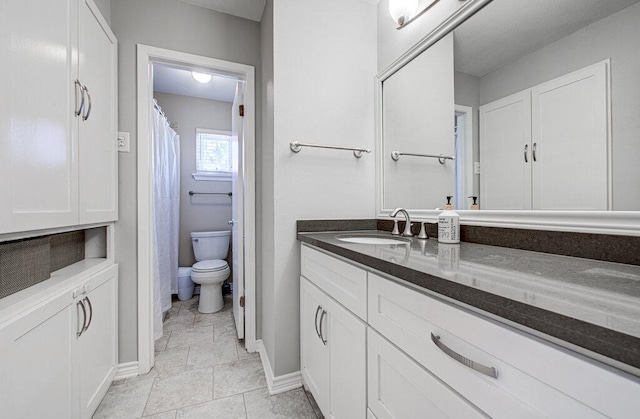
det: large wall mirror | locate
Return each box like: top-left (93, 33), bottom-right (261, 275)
top-left (376, 0), bottom-right (640, 233)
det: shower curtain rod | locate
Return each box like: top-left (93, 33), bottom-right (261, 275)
top-left (153, 98), bottom-right (167, 119)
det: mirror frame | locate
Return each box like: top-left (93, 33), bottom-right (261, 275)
top-left (375, 0), bottom-right (640, 236)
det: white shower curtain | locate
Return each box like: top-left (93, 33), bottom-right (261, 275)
top-left (151, 103), bottom-right (180, 341)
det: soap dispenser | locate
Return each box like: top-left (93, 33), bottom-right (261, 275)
top-left (438, 196), bottom-right (460, 243)
top-left (469, 196), bottom-right (479, 210)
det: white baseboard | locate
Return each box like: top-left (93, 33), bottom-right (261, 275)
top-left (113, 361), bottom-right (139, 381)
top-left (256, 339), bottom-right (303, 395)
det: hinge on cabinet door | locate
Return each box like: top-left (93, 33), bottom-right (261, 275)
top-left (239, 105), bottom-right (244, 117)
top-left (239, 296), bottom-right (245, 307)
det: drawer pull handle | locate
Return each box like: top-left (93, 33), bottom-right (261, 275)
top-left (83, 297), bottom-right (93, 333)
top-left (77, 300), bottom-right (87, 337)
top-left (431, 333), bottom-right (498, 379)
top-left (320, 310), bottom-right (327, 345)
top-left (314, 305), bottom-right (322, 339)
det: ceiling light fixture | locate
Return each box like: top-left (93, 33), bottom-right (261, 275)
top-left (389, 0), bottom-right (444, 29)
top-left (192, 71), bottom-right (212, 83)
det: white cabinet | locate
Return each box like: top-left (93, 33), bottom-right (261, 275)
top-left (300, 277), bottom-right (367, 419)
top-left (480, 61), bottom-right (609, 210)
top-left (0, 263), bottom-right (118, 419)
top-left (367, 328), bottom-right (485, 419)
top-left (77, 264), bottom-right (118, 418)
top-left (0, 0), bottom-right (117, 234)
top-left (78, 0), bottom-right (118, 224)
top-left (0, 290), bottom-right (75, 418)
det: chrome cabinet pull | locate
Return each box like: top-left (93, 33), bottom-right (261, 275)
top-left (319, 310), bottom-right (327, 345)
top-left (83, 296), bottom-right (93, 333)
top-left (82, 86), bottom-right (92, 121)
top-left (524, 144), bottom-right (528, 163)
top-left (314, 305), bottom-right (322, 339)
top-left (431, 333), bottom-right (498, 379)
top-left (74, 79), bottom-right (85, 117)
top-left (532, 142), bottom-right (537, 162)
top-left (77, 300), bottom-right (87, 337)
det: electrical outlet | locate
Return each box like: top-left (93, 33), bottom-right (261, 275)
top-left (118, 132), bottom-right (130, 153)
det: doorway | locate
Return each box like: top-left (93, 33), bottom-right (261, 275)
top-left (136, 45), bottom-right (256, 374)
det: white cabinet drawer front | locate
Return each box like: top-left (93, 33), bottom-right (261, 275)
top-left (368, 328), bottom-right (486, 419)
top-left (368, 273), bottom-right (640, 418)
top-left (301, 245), bottom-right (367, 320)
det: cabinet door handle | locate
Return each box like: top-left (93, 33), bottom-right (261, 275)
top-left (74, 79), bottom-right (85, 117)
top-left (82, 86), bottom-right (92, 121)
top-left (532, 142), bottom-right (537, 162)
top-left (431, 333), bottom-right (498, 379)
top-left (314, 305), bottom-right (322, 339)
top-left (77, 300), bottom-right (87, 337)
top-left (83, 296), bottom-right (93, 333)
top-left (319, 310), bottom-right (327, 345)
top-left (524, 144), bottom-right (528, 163)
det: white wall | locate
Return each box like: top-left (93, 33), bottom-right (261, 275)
top-left (153, 93), bottom-right (233, 267)
top-left (260, 0), bottom-right (378, 377)
top-left (478, 2), bottom-right (640, 210)
top-left (110, 0), bottom-right (260, 363)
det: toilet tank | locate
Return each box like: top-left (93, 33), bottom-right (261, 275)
top-left (191, 231), bottom-right (231, 261)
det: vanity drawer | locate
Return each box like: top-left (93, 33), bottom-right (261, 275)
top-left (367, 328), bottom-right (486, 419)
top-left (368, 273), bottom-right (640, 418)
top-left (301, 244), bottom-right (367, 320)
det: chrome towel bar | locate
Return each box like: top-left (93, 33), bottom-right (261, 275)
top-left (289, 140), bottom-right (371, 158)
top-left (188, 191), bottom-right (232, 197)
top-left (391, 150), bottom-right (454, 165)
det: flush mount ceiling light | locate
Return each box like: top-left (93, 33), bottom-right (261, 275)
top-left (192, 71), bottom-right (212, 83)
top-left (389, 0), bottom-right (444, 29)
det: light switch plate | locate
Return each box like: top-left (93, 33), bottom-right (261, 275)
top-left (118, 132), bottom-right (130, 153)
top-left (474, 161), bottom-right (481, 174)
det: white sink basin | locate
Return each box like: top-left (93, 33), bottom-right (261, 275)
top-left (336, 234), bottom-right (411, 245)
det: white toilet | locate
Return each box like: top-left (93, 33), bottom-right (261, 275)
top-left (190, 230), bottom-right (231, 313)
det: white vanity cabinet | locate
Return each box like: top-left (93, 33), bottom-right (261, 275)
top-left (301, 246), bottom-right (367, 419)
top-left (0, 0), bottom-right (117, 234)
top-left (300, 242), bottom-right (640, 419)
top-left (0, 262), bottom-right (118, 419)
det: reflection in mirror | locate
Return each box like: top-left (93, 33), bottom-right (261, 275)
top-left (380, 0), bottom-right (640, 212)
top-left (453, 0), bottom-right (640, 210)
top-left (383, 33), bottom-right (455, 211)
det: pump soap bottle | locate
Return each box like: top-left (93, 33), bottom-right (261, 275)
top-left (438, 196), bottom-right (460, 243)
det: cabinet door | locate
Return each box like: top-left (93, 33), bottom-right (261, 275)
top-left (0, 294), bottom-right (76, 419)
top-left (367, 329), bottom-right (486, 419)
top-left (78, 264), bottom-right (118, 418)
top-left (531, 61), bottom-right (609, 210)
top-left (327, 296), bottom-right (366, 419)
top-left (300, 277), bottom-right (330, 413)
top-left (479, 91), bottom-right (532, 210)
top-left (78, 0), bottom-right (118, 224)
top-left (0, 0), bottom-right (79, 233)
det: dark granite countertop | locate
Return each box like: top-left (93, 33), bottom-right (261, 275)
top-left (297, 229), bottom-right (640, 375)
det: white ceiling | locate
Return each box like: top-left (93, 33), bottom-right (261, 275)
top-left (153, 64), bottom-right (239, 103)
top-left (454, 0), bottom-right (640, 77)
top-left (179, 0), bottom-right (266, 21)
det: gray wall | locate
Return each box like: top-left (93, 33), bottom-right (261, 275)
top-left (110, 0), bottom-right (261, 363)
top-left (153, 92), bottom-right (233, 268)
top-left (478, 2), bottom-right (640, 210)
top-left (261, 0), bottom-right (377, 377)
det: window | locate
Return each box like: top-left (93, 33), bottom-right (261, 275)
top-left (194, 129), bottom-right (232, 181)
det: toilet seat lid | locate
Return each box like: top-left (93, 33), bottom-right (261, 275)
top-left (192, 259), bottom-right (228, 272)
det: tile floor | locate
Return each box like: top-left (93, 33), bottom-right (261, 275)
top-left (93, 294), bottom-right (323, 419)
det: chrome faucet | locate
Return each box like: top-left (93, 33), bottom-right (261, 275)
top-left (390, 207), bottom-right (413, 237)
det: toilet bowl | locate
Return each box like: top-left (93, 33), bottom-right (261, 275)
top-left (190, 231), bottom-right (231, 313)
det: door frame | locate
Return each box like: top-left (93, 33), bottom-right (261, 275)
top-left (136, 44), bottom-right (257, 374)
top-left (455, 104), bottom-right (474, 210)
